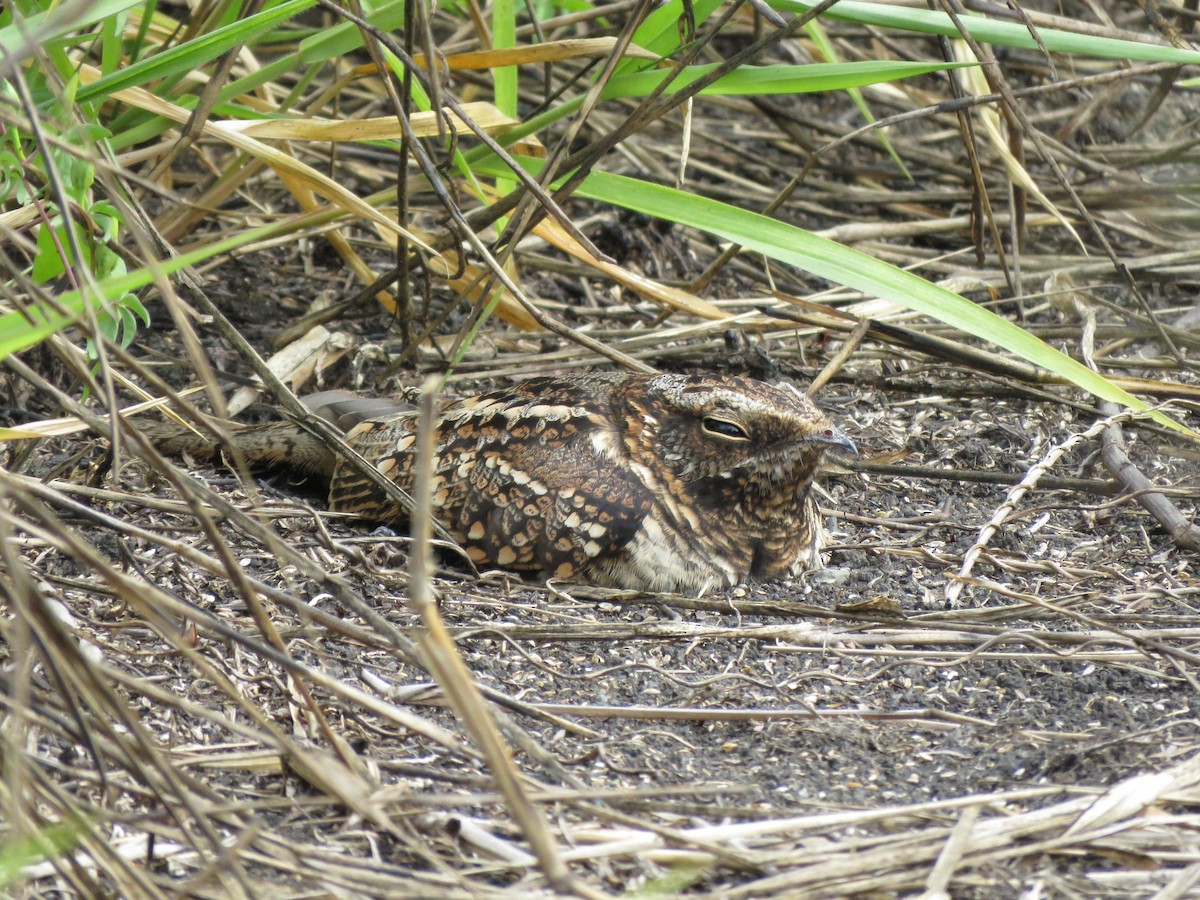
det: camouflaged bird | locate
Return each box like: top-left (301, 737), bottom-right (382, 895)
top-left (146, 373), bottom-right (855, 594)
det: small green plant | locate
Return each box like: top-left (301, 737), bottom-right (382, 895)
top-left (0, 820), bottom-right (82, 890)
top-left (0, 70), bottom-right (149, 367)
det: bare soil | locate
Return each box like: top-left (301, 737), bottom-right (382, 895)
top-left (7, 3), bottom-right (1200, 894)
top-left (9, 254), bottom-right (1200, 896)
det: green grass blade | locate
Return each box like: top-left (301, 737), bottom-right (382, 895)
top-left (475, 156), bottom-right (1182, 431)
top-left (473, 61), bottom-right (966, 153)
top-left (628, 0), bottom-right (725, 65)
top-left (76, 0), bottom-right (315, 103)
top-left (297, 0), bottom-right (408, 64)
top-left (805, 17), bottom-right (910, 178)
top-left (603, 60), bottom-right (968, 98)
top-left (0, 822), bottom-right (81, 889)
top-left (0, 0), bottom-right (145, 59)
top-left (492, 0), bottom-right (518, 199)
top-left (776, 0), bottom-right (1200, 65)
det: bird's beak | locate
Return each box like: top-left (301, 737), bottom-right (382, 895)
top-left (808, 427), bottom-right (857, 456)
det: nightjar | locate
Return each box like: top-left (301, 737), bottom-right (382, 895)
top-left (145, 373), bottom-right (855, 594)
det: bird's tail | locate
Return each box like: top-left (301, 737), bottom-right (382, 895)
top-left (138, 391), bottom-right (410, 478)
top-left (302, 390), bottom-right (410, 432)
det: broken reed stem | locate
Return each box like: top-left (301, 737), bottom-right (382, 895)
top-left (945, 408), bottom-right (1141, 608)
top-left (405, 376), bottom-right (585, 895)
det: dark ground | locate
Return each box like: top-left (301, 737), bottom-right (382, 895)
top-left (8, 255), bottom-right (1200, 895)
top-left (7, 3), bottom-right (1200, 893)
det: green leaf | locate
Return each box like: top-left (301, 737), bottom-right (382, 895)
top-left (32, 223), bottom-right (70, 283)
top-left (65, 121), bottom-right (112, 144)
top-left (125, 292), bottom-right (150, 328)
top-left (0, 0), bottom-right (146, 61)
top-left (776, 0), bottom-right (1200, 65)
top-left (61, 154), bottom-right (95, 204)
top-left (76, 0), bottom-right (316, 102)
top-left (603, 60), bottom-right (967, 99)
top-left (474, 156), bottom-right (1185, 432)
top-left (98, 312), bottom-right (120, 343)
top-left (60, 66), bottom-right (80, 109)
top-left (805, 17), bottom-right (909, 178)
top-left (93, 245), bottom-right (126, 281)
top-left (629, 0), bottom-right (725, 64)
top-left (99, 6), bottom-right (126, 76)
top-left (0, 221), bottom-right (278, 362)
top-left (0, 148), bottom-right (25, 203)
top-left (297, 0), bottom-right (409, 64)
top-left (91, 200), bottom-right (121, 242)
top-left (0, 821), bottom-right (81, 888)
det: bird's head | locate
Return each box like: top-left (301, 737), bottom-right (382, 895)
top-left (619, 374), bottom-right (854, 510)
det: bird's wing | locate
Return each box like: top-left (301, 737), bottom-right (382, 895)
top-left (327, 380), bottom-right (654, 579)
top-left (448, 413), bottom-right (652, 579)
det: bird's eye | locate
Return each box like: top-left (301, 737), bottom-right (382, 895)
top-left (702, 416), bottom-right (750, 441)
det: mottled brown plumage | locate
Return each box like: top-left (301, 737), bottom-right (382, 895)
top-left (145, 373), bottom-right (854, 593)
